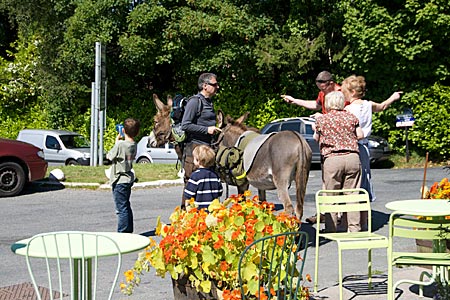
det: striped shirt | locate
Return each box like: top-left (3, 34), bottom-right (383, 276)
top-left (184, 168), bottom-right (223, 209)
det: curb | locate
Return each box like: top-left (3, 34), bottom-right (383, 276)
top-left (35, 178), bottom-right (184, 189)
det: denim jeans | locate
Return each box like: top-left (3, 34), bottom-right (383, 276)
top-left (112, 182), bottom-right (133, 233)
top-left (358, 143), bottom-right (376, 202)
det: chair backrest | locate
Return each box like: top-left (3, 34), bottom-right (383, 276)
top-left (316, 189), bottom-right (372, 231)
top-left (389, 212), bottom-right (450, 244)
top-left (238, 231), bottom-right (309, 300)
top-left (25, 231), bottom-right (122, 300)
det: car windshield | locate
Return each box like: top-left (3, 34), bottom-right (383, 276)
top-left (60, 134), bottom-right (90, 148)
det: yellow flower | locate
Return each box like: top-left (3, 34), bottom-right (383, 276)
top-left (124, 270), bottom-right (134, 282)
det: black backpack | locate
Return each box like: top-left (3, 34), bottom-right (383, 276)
top-left (170, 94), bottom-right (202, 143)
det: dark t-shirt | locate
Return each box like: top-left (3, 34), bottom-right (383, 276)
top-left (181, 93), bottom-right (216, 145)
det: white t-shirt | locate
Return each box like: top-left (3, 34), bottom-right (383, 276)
top-left (345, 100), bottom-right (372, 144)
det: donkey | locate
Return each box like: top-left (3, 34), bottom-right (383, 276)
top-left (150, 93), bottom-right (312, 219)
top-left (216, 111), bottom-right (312, 219)
top-left (149, 94), bottom-right (183, 161)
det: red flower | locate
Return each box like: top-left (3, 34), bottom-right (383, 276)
top-left (220, 261), bottom-right (229, 272)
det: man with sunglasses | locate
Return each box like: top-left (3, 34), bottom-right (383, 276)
top-left (180, 72), bottom-right (222, 208)
top-left (282, 71), bottom-right (341, 115)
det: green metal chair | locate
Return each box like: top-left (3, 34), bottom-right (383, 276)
top-left (238, 231), bottom-right (309, 300)
top-left (24, 231), bottom-right (122, 300)
top-left (387, 212), bottom-right (450, 300)
top-left (314, 189), bottom-right (388, 300)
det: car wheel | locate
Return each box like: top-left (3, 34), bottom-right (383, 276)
top-left (137, 157), bottom-right (151, 164)
top-left (0, 162), bottom-right (26, 197)
top-left (67, 159), bottom-right (79, 166)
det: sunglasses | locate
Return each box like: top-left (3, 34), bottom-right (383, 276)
top-left (316, 80), bottom-right (330, 84)
top-left (206, 82), bottom-right (219, 87)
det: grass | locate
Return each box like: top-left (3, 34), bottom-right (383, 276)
top-left (46, 164), bottom-right (181, 184)
top-left (373, 153), bottom-right (449, 169)
top-left (45, 153), bottom-right (449, 184)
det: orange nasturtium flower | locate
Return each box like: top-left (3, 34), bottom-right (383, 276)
top-left (220, 261), bottom-right (229, 272)
top-left (193, 244), bottom-right (202, 253)
top-left (255, 287), bottom-right (268, 300)
top-left (121, 192), bottom-right (309, 299)
top-left (213, 234), bottom-right (224, 249)
top-left (276, 235), bottom-right (286, 247)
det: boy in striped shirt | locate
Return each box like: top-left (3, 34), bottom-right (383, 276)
top-left (183, 145), bottom-right (223, 210)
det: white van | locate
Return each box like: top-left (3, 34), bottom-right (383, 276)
top-left (17, 129), bottom-right (91, 166)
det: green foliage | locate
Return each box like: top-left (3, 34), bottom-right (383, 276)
top-left (0, 102), bottom-right (48, 139)
top-left (1, 0), bottom-right (450, 162)
top-left (0, 39), bottom-right (41, 113)
top-left (337, 0), bottom-right (450, 95)
top-left (402, 83), bottom-right (450, 159)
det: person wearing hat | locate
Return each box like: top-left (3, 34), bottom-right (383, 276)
top-left (282, 71), bottom-right (341, 115)
top-left (282, 70), bottom-right (341, 225)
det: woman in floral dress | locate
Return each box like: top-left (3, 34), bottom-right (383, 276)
top-left (314, 91), bottom-right (364, 232)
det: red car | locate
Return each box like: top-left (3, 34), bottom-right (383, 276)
top-left (0, 138), bottom-right (48, 197)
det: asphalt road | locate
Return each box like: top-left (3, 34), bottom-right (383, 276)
top-left (0, 166), bottom-right (448, 299)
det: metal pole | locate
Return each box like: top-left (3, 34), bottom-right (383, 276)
top-left (93, 90), bottom-right (99, 166)
top-left (405, 127), bottom-right (410, 163)
top-left (421, 152), bottom-right (429, 199)
top-left (93, 42), bottom-right (102, 166)
top-left (99, 110), bottom-right (104, 165)
top-left (90, 82), bottom-right (95, 166)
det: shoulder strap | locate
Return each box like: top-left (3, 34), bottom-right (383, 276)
top-left (188, 95), bottom-right (203, 116)
top-left (197, 97), bottom-right (202, 115)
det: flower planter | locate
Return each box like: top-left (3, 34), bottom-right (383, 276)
top-left (121, 193), bottom-right (304, 298)
top-left (172, 275), bottom-right (223, 300)
top-left (416, 239), bottom-right (450, 270)
top-left (415, 239), bottom-right (450, 253)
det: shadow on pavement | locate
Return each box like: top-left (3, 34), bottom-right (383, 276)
top-left (341, 274), bottom-right (388, 299)
top-left (372, 210), bottom-right (390, 232)
top-left (21, 181), bottom-right (65, 195)
top-left (141, 229), bottom-right (156, 237)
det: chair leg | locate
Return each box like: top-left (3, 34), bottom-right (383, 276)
top-left (419, 268), bottom-right (434, 297)
top-left (368, 248), bottom-right (372, 289)
top-left (338, 247), bottom-right (343, 300)
top-left (314, 235), bottom-right (320, 293)
top-left (387, 263), bottom-right (392, 300)
top-left (387, 250), bottom-right (392, 300)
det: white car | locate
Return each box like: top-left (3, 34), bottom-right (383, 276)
top-left (135, 136), bottom-right (178, 164)
top-left (17, 129), bottom-right (91, 166)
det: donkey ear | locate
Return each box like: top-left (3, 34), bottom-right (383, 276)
top-left (217, 110), bottom-right (225, 128)
top-left (235, 112), bottom-right (250, 124)
top-left (167, 95), bottom-right (173, 108)
top-left (153, 94), bottom-right (165, 112)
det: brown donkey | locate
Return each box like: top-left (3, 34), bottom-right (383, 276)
top-left (150, 94), bottom-right (312, 219)
top-left (216, 111), bottom-right (312, 220)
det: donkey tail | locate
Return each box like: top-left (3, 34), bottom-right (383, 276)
top-left (293, 132), bottom-right (312, 220)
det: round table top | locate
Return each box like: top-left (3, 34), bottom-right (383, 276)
top-left (11, 231), bottom-right (150, 259)
top-left (385, 199), bottom-right (450, 216)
